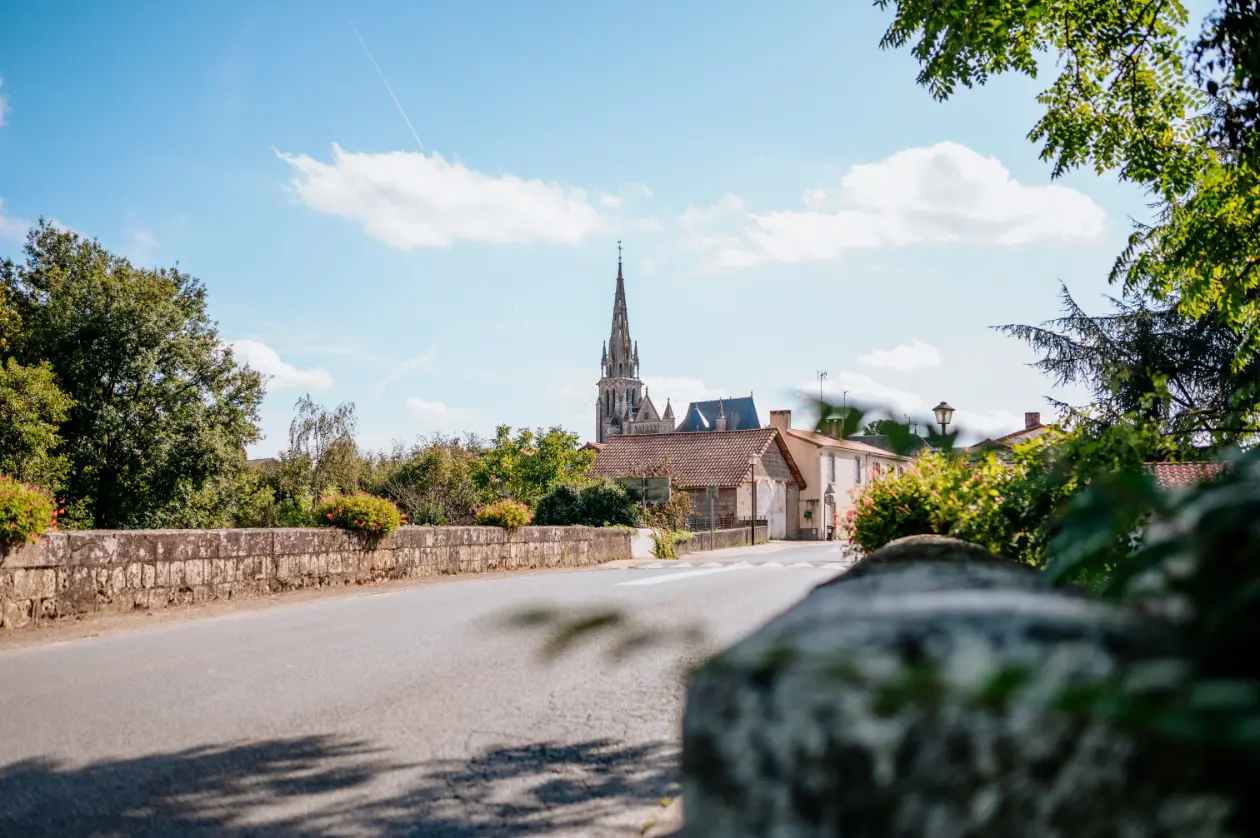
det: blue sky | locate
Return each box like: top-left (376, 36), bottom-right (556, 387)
top-left (1, 0), bottom-right (1164, 455)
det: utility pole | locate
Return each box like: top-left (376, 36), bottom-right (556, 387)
top-left (748, 458), bottom-right (758, 546)
top-left (817, 370), bottom-right (827, 405)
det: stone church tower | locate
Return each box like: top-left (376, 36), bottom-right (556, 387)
top-left (596, 246), bottom-right (675, 443)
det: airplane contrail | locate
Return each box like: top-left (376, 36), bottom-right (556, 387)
top-left (348, 18), bottom-right (425, 152)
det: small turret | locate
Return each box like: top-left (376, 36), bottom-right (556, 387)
top-left (715, 398), bottom-right (727, 432)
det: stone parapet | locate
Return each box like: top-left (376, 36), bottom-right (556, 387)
top-left (679, 534), bottom-right (1229, 837)
top-left (0, 526), bottom-right (630, 631)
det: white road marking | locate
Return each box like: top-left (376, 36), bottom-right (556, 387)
top-left (729, 561), bottom-right (754, 569)
top-left (700, 562), bottom-right (724, 568)
top-left (790, 562), bottom-right (816, 568)
top-left (757, 561), bottom-right (784, 568)
top-left (616, 566), bottom-right (750, 586)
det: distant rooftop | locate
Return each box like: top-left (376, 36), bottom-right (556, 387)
top-left (676, 397), bottom-right (761, 433)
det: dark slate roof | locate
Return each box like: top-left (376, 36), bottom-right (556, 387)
top-left (591, 428), bottom-right (806, 489)
top-left (1146, 462), bottom-right (1226, 488)
top-left (677, 397), bottom-right (762, 433)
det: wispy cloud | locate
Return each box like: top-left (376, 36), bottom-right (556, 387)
top-left (406, 397), bottom-right (478, 431)
top-left (858, 339), bottom-right (943, 372)
top-left (0, 199), bottom-right (26, 240)
top-left (371, 348), bottom-right (439, 397)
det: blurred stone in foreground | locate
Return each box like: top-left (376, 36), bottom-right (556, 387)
top-left (680, 535), bottom-right (1232, 837)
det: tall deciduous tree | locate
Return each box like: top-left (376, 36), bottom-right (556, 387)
top-left (0, 358), bottom-right (71, 490)
top-left (0, 221), bottom-right (265, 528)
top-left (279, 394), bottom-right (361, 502)
top-left (474, 426), bottom-right (595, 508)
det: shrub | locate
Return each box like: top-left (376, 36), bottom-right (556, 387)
top-left (476, 499), bottom-right (532, 529)
top-left (315, 493), bottom-right (403, 537)
top-left (533, 479), bottom-right (638, 527)
top-left (651, 529), bottom-right (694, 559)
top-left (0, 475), bottom-right (59, 550)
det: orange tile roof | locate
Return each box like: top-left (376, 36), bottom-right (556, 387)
top-left (591, 428), bottom-right (806, 489)
top-left (1146, 461), bottom-right (1226, 488)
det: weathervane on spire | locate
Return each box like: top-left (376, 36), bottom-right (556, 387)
top-left (617, 240), bottom-right (622, 265)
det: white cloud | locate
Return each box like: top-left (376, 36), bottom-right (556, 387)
top-left (858, 339), bottom-right (943, 372)
top-left (800, 373), bottom-right (1025, 442)
top-left (0, 77), bottom-right (8, 126)
top-left (0, 199), bottom-right (25, 240)
top-left (599, 193), bottom-right (625, 208)
top-left (683, 142), bottom-right (1107, 271)
top-left (276, 144), bottom-right (607, 249)
top-left (229, 340), bottom-right (334, 390)
top-left (406, 397), bottom-right (477, 430)
top-left (642, 376), bottom-right (723, 413)
top-left (371, 349), bottom-right (439, 398)
top-left (129, 229), bottom-right (158, 264)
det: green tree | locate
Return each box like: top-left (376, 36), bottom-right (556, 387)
top-left (878, 0), bottom-right (1260, 364)
top-left (279, 394), bottom-right (362, 504)
top-left (365, 433), bottom-right (488, 525)
top-left (0, 358), bottom-right (71, 490)
top-left (474, 425), bottom-right (595, 508)
top-left (0, 221), bottom-right (265, 529)
top-left (1000, 283), bottom-right (1260, 447)
top-left (861, 419), bottom-right (901, 436)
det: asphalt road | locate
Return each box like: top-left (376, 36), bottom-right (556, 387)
top-left (0, 540), bottom-right (854, 837)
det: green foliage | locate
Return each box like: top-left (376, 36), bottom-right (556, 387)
top-left (999, 283), bottom-right (1260, 445)
top-left (0, 475), bottom-right (58, 550)
top-left (877, 0), bottom-right (1260, 371)
top-left (280, 395), bottom-right (362, 503)
top-left (0, 358), bottom-right (71, 491)
top-left (474, 425), bottom-right (594, 508)
top-left (861, 419), bottom-right (901, 436)
top-left (650, 528), bottom-right (694, 560)
top-left (0, 221), bottom-right (265, 529)
top-left (841, 400), bottom-right (1177, 566)
top-left (476, 499), bottom-right (532, 529)
top-left (1043, 448), bottom-right (1258, 831)
top-left (364, 434), bottom-right (487, 526)
top-left (534, 479), bottom-right (639, 527)
top-left (315, 493), bottom-right (403, 537)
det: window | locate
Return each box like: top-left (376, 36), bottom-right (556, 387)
top-left (872, 462), bottom-right (881, 478)
top-left (828, 453), bottom-right (836, 482)
top-left (854, 457), bottom-right (862, 485)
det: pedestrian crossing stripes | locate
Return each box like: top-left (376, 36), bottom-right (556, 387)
top-left (625, 560), bottom-right (852, 570)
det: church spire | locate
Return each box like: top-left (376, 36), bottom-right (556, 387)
top-left (607, 241), bottom-right (633, 377)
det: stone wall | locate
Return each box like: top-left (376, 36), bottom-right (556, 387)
top-left (678, 534), bottom-right (1229, 836)
top-left (675, 525), bottom-right (768, 556)
top-left (0, 526), bottom-right (631, 631)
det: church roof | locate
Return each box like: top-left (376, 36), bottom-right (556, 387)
top-left (677, 397), bottom-right (761, 432)
top-left (636, 390), bottom-right (661, 422)
top-left (592, 428), bottom-right (806, 488)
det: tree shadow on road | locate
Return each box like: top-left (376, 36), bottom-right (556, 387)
top-left (0, 734), bottom-right (678, 837)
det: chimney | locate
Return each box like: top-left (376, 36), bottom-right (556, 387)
top-left (1025, 411), bottom-right (1041, 429)
top-left (770, 409), bottom-right (791, 434)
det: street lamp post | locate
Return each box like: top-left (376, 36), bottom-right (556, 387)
top-left (932, 401), bottom-right (956, 437)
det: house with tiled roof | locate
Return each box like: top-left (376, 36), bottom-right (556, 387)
top-left (965, 412), bottom-right (1057, 457)
top-left (770, 410), bottom-right (912, 540)
top-left (590, 427), bottom-right (806, 539)
top-left (1146, 461), bottom-right (1227, 488)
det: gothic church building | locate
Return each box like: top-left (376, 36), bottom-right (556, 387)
top-left (596, 253), bottom-right (676, 442)
top-left (596, 250), bottom-right (762, 443)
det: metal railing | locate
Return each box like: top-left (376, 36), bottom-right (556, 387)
top-left (685, 516), bottom-right (768, 532)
